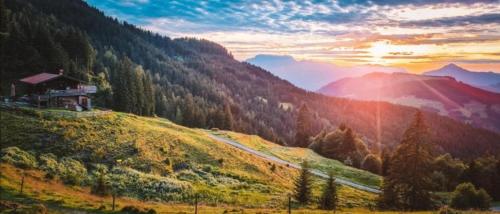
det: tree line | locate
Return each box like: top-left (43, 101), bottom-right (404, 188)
top-left (293, 109), bottom-right (500, 211)
top-left (378, 111), bottom-right (499, 210)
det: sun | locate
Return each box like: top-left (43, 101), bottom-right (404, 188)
top-left (369, 41), bottom-right (391, 64)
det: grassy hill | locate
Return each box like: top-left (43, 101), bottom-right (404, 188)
top-left (212, 131), bottom-right (381, 189)
top-left (0, 107), bottom-right (379, 212)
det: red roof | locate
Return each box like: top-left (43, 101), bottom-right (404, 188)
top-left (20, 73), bottom-right (60, 85)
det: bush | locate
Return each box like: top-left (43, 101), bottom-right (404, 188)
top-left (110, 167), bottom-right (192, 201)
top-left (58, 157), bottom-right (88, 185)
top-left (450, 182), bottom-right (491, 210)
top-left (176, 170), bottom-right (202, 182)
top-left (361, 154), bottom-right (382, 174)
top-left (172, 161), bottom-right (191, 172)
top-left (475, 189), bottom-right (492, 210)
top-left (0, 147), bottom-right (37, 169)
top-left (39, 153), bottom-right (59, 179)
top-left (91, 164), bottom-right (110, 196)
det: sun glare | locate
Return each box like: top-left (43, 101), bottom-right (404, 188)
top-left (369, 41), bottom-right (391, 64)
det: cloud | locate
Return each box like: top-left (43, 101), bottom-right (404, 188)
top-left (86, 0), bottom-right (500, 72)
top-left (453, 59), bottom-right (500, 64)
top-left (401, 13), bottom-right (500, 27)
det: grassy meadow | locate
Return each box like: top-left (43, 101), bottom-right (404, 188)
top-left (1, 107), bottom-right (377, 212)
top-left (215, 131), bottom-right (382, 188)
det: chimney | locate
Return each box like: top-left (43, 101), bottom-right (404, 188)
top-left (59, 69), bottom-right (64, 75)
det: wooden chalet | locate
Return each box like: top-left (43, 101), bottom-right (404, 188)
top-left (17, 71), bottom-right (96, 111)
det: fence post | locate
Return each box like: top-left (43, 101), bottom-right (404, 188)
top-left (288, 195), bottom-right (291, 214)
top-left (194, 194), bottom-right (198, 214)
top-left (112, 193), bottom-right (116, 211)
top-left (20, 171), bottom-right (25, 194)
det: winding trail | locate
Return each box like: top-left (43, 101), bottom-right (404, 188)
top-left (207, 133), bottom-right (381, 194)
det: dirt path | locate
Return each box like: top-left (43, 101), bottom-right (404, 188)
top-left (207, 133), bottom-right (381, 194)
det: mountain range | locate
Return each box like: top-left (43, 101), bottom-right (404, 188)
top-left (248, 55), bottom-right (500, 94)
top-left (246, 54), bottom-right (406, 91)
top-left (424, 63), bottom-right (500, 93)
top-left (317, 72), bottom-right (500, 133)
top-left (1, 0), bottom-right (499, 159)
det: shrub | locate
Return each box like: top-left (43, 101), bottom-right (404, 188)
top-left (176, 170), bottom-right (202, 182)
top-left (217, 158), bottom-right (224, 165)
top-left (91, 164), bottom-right (110, 196)
top-left (475, 189), bottom-right (492, 210)
top-left (39, 153), bottom-right (59, 179)
top-left (432, 153), bottom-right (466, 191)
top-left (202, 165), bottom-right (213, 173)
top-left (0, 147), bottom-right (37, 169)
top-left (58, 157), bottom-right (88, 185)
top-left (450, 182), bottom-right (491, 210)
top-left (361, 154), bottom-right (382, 174)
top-left (172, 161), bottom-right (191, 172)
top-left (110, 167), bottom-right (192, 201)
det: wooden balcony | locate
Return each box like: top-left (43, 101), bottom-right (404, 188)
top-left (35, 86), bottom-right (97, 99)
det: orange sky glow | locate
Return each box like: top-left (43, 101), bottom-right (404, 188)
top-left (88, 0), bottom-right (500, 73)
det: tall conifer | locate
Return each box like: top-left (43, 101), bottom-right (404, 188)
top-left (380, 111), bottom-right (434, 210)
top-left (294, 104), bottom-right (313, 147)
top-left (294, 161), bottom-right (312, 205)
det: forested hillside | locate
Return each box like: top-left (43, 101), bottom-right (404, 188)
top-left (317, 72), bottom-right (500, 133)
top-left (0, 0), bottom-right (499, 159)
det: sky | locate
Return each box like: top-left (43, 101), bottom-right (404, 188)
top-left (85, 0), bottom-right (500, 73)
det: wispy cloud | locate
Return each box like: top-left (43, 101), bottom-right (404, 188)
top-left (85, 0), bottom-right (500, 72)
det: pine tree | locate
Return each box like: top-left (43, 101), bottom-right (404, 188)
top-left (0, 0), bottom-right (8, 39)
top-left (380, 111), bottom-right (434, 210)
top-left (113, 58), bottom-right (135, 113)
top-left (223, 102), bottom-right (233, 130)
top-left (340, 128), bottom-right (360, 165)
top-left (183, 93), bottom-right (195, 126)
top-left (320, 171), bottom-right (337, 210)
top-left (0, 0), bottom-right (7, 94)
top-left (494, 159), bottom-right (500, 200)
top-left (381, 148), bottom-right (392, 176)
top-left (34, 25), bottom-right (69, 72)
top-left (134, 66), bottom-right (145, 115)
top-left (175, 106), bottom-right (183, 124)
top-left (361, 154), bottom-right (382, 174)
top-left (342, 128), bottom-right (357, 152)
top-left (143, 73), bottom-right (155, 116)
top-left (294, 104), bottom-right (313, 147)
top-left (293, 161), bottom-right (312, 205)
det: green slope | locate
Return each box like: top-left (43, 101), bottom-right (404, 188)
top-left (0, 107), bottom-right (378, 209)
top-left (213, 131), bottom-right (381, 188)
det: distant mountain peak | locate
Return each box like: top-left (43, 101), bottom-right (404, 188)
top-left (423, 64), bottom-right (500, 93)
top-left (443, 63), bottom-right (460, 69)
top-left (434, 63), bottom-right (470, 73)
